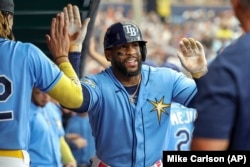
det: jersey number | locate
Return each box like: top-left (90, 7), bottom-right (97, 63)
top-left (0, 75), bottom-right (12, 102)
top-left (0, 75), bottom-right (13, 121)
top-left (176, 129), bottom-right (190, 151)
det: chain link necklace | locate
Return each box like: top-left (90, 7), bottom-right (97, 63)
top-left (129, 77), bottom-right (141, 103)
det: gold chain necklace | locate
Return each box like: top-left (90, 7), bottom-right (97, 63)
top-left (129, 77), bottom-right (141, 103)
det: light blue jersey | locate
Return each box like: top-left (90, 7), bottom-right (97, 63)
top-left (164, 102), bottom-right (197, 151)
top-left (29, 101), bottom-right (64, 167)
top-left (81, 65), bottom-right (197, 167)
top-left (0, 38), bottom-right (62, 150)
top-left (65, 114), bottom-right (96, 165)
top-left (45, 101), bottom-right (65, 137)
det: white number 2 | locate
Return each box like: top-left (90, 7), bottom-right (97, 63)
top-left (0, 75), bottom-right (12, 102)
top-left (0, 75), bottom-right (13, 121)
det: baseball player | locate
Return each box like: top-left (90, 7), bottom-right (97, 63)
top-left (89, 32), bottom-right (197, 152)
top-left (65, 112), bottom-right (96, 167)
top-left (164, 102), bottom-right (197, 151)
top-left (63, 5), bottom-right (208, 167)
top-left (29, 88), bottom-right (76, 167)
top-left (0, 1), bottom-right (89, 167)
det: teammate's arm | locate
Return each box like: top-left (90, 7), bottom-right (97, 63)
top-left (60, 137), bottom-right (77, 167)
top-left (191, 138), bottom-right (229, 150)
top-left (45, 5), bottom-right (90, 109)
top-left (45, 12), bottom-right (84, 109)
top-left (89, 37), bottom-right (110, 68)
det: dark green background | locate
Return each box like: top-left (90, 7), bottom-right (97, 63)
top-left (13, 0), bottom-right (100, 76)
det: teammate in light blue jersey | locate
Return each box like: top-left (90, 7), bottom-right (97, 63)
top-left (164, 102), bottom-right (197, 151)
top-left (29, 88), bottom-right (76, 167)
top-left (29, 90), bottom-right (63, 167)
top-left (0, 1), bottom-right (89, 166)
top-left (65, 112), bottom-right (96, 166)
top-left (65, 5), bottom-right (208, 166)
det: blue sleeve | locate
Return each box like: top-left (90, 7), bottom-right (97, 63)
top-left (65, 52), bottom-right (90, 113)
top-left (69, 52), bottom-right (81, 77)
top-left (171, 71), bottom-right (197, 106)
top-left (27, 43), bottom-right (62, 92)
top-left (61, 83), bottom-right (90, 113)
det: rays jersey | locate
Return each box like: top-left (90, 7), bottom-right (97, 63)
top-left (0, 38), bottom-right (62, 150)
top-left (164, 102), bottom-right (197, 151)
top-left (29, 102), bottom-right (64, 167)
top-left (78, 65), bottom-right (197, 167)
top-left (65, 115), bottom-right (96, 165)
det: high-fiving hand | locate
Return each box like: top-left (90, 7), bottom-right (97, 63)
top-left (63, 4), bottom-right (90, 52)
top-left (177, 38), bottom-right (208, 78)
top-left (46, 12), bottom-right (70, 64)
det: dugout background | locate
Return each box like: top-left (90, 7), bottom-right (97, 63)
top-left (13, 0), bottom-right (100, 77)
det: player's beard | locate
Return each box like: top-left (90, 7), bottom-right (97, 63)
top-left (112, 57), bottom-right (142, 76)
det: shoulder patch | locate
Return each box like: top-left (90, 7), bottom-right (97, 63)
top-left (81, 78), bottom-right (96, 88)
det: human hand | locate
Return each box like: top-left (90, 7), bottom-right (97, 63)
top-left (66, 133), bottom-right (87, 149)
top-left (63, 4), bottom-right (90, 52)
top-left (46, 12), bottom-right (70, 64)
top-left (66, 133), bottom-right (82, 140)
top-left (177, 38), bottom-right (208, 78)
top-left (73, 137), bottom-right (87, 149)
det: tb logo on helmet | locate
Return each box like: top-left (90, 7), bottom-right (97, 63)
top-left (104, 21), bottom-right (147, 61)
top-left (123, 24), bottom-right (139, 37)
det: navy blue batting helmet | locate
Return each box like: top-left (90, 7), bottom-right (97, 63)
top-left (104, 21), bottom-right (147, 61)
top-left (0, 0), bottom-right (14, 14)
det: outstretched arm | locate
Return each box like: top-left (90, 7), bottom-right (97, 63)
top-left (57, 4), bottom-right (91, 113)
top-left (45, 12), bottom-right (83, 109)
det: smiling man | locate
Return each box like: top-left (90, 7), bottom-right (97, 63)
top-left (66, 17), bottom-right (208, 166)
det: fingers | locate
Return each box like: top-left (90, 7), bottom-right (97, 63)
top-left (73, 5), bottom-right (81, 26)
top-left (180, 37), bottom-right (201, 55)
top-left (189, 38), bottom-right (198, 50)
top-left (179, 39), bottom-right (188, 55)
top-left (195, 40), bottom-right (204, 51)
top-left (182, 38), bottom-right (197, 50)
top-left (56, 12), bottom-right (65, 35)
top-left (82, 17), bottom-right (90, 27)
top-left (64, 15), bottom-right (69, 36)
top-left (47, 11), bottom-right (70, 60)
top-left (67, 4), bottom-right (74, 25)
top-left (50, 17), bottom-right (56, 39)
top-left (176, 51), bottom-right (184, 64)
top-left (80, 17), bottom-right (90, 32)
top-left (63, 6), bottom-right (69, 24)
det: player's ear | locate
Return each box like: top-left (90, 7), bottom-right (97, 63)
top-left (104, 49), bottom-right (111, 62)
top-left (7, 14), bottom-right (13, 29)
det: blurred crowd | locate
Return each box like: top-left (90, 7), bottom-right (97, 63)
top-left (84, 1), bottom-right (243, 76)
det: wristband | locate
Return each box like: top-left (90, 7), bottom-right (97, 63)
top-left (69, 43), bottom-right (82, 52)
top-left (54, 56), bottom-right (68, 62)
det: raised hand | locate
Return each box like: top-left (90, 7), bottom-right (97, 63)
top-left (46, 12), bottom-right (70, 64)
top-left (177, 38), bottom-right (208, 78)
top-left (63, 4), bottom-right (90, 52)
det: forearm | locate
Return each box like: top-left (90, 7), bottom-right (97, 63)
top-left (60, 137), bottom-right (76, 164)
top-left (68, 52), bottom-right (81, 77)
top-left (48, 62), bottom-right (83, 109)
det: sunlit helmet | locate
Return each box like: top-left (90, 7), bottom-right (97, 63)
top-left (104, 21), bottom-right (147, 61)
